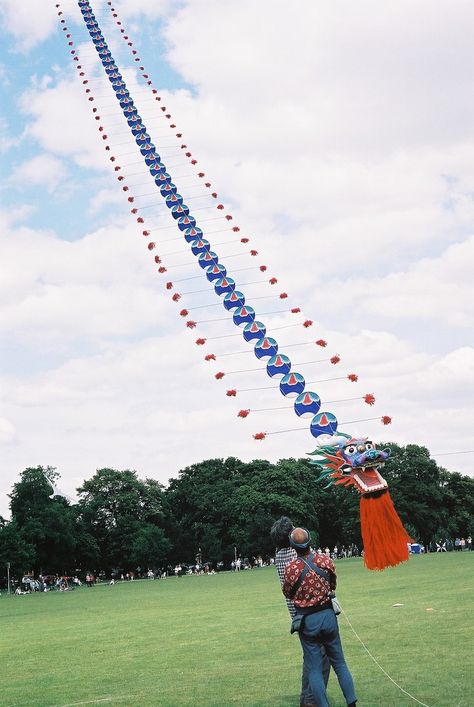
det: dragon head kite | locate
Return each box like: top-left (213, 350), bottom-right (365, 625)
top-left (310, 433), bottom-right (411, 570)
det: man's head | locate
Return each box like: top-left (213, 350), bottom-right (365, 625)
top-left (289, 527), bottom-right (312, 556)
top-left (270, 516), bottom-right (294, 550)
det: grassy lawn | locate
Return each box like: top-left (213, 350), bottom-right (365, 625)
top-left (0, 552), bottom-right (472, 706)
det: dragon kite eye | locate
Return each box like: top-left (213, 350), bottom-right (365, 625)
top-left (365, 442), bottom-right (374, 450)
top-left (346, 445), bottom-right (356, 455)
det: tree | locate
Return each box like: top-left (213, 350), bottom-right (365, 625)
top-left (9, 466), bottom-right (77, 575)
top-left (77, 468), bottom-right (170, 571)
top-left (0, 521), bottom-right (36, 579)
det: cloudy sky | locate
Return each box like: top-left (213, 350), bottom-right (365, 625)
top-left (1, 0), bottom-right (473, 518)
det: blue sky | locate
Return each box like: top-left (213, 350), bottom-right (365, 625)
top-left (1, 0), bottom-right (473, 517)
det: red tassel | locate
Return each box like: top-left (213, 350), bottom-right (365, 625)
top-left (303, 319), bottom-right (312, 327)
top-left (198, 172), bottom-right (205, 178)
top-left (186, 320), bottom-right (197, 329)
top-left (260, 265), bottom-right (267, 272)
top-left (292, 308), bottom-right (301, 314)
top-left (280, 293), bottom-right (288, 299)
top-left (364, 394), bottom-right (375, 406)
top-left (330, 355), bottom-right (341, 365)
top-left (232, 226), bottom-right (240, 232)
top-left (205, 354), bottom-right (216, 361)
top-left (166, 282), bottom-right (173, 290)
top-left (217, 204), bottom-right (224, 210)
top-left (348, 373), bottom-right (358, 382)
top-left (172, 293), bottom-right (181, 302)
top-left (180, 309), bottom-right (189, 317)
top-left (241, 238), bottom-right (249, 243)
top-left (215, 372), bottom-right (225, 380)
top-left (253, 432), bottom-right (266, 440)
top-left (158, 266), bottom-right (167, 273)
top-left (250, 250), bottom-right (258, 256)
top-left (195, 338), bottom-right (206, 345)
top-left (316, 339), bottom-right (327, 347)
top-left (137, 217), bottom-right (144, 223)
top-left (360, 492), bottom-right (411, 570)
top-left (147, 242), bottom-right (155, 250)
top-left (269, 277), bottom-right (277, 284)
top-left (381, 416), bottom-right (392, 425)
top-left (226, 389), bottom-right (237, 397)
top-left (212, 193), bottom-right (218, 198)
top-left (205, 182), bottom-right (211, 187)
top-left (154, 256), bottom-right (161, 264)
top-left (130, 209), bottom-right (138, 214)
top-left (143, 230), bottom-right (150, 236)
top-left (238, 409), bottom-right (250, 418)
top-left (225, 215), bottom-right (233, 221)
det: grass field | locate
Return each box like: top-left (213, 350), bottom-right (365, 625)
top-left (0, 552), bottom-right (472, 707)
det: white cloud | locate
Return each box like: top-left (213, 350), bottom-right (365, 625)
top-left (9, 153), bottom-right (68, 193)
top-left (0, 417), bottom-right (15, 443)
top-left (0, 0), bottom-right (57, 52)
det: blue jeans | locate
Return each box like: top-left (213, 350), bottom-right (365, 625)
top-left (300, 652), bottom-right (330, 705)
top-left (299, 608), bottom-right (356, 707)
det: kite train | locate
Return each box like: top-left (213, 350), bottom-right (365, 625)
top-left (55, 0), bottom-right (410, 569)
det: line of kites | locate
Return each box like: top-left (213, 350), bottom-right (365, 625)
top-left (54, 0), bottom-right (392, 444)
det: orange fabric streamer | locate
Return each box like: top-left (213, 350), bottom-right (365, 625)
top-left (360, 491), bottom-right (412, 570)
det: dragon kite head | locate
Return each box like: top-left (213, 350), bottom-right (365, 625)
top-left (309, 433), bottom-right (391, 496)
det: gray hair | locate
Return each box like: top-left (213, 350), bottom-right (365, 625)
top-left (270, 516), bottom-right (294, 550)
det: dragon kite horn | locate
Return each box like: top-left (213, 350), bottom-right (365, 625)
top-left (310, 435), bottom-right (411, 570)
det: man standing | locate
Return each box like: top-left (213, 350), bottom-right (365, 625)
top-left (283, 527), bottom-right (357, 707)
top-left (271, 516), bottom-right (329, 707)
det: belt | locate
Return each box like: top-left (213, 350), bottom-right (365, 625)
top-left (297, 600), bottom-right (332, 616)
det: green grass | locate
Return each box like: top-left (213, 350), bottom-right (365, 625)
top-left (0, 553), bottom-right (472, 706)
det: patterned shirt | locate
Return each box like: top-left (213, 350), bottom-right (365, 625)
top-left (275, 547), bottom-right (298, 617)
top-left (283, 552), bottom-right (336, 611)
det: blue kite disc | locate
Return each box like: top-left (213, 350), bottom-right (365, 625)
top-left (310, 412), bottom-right (338, 438)
top-left (140, 142), bottom-right (156, 156)
top-left (178, 215), bottom-right (197, 231)
top-left (198, 250), bottom-right (218, 269)
top-left (267, 354), bottom-right (291, 378)
top-left (294, 391), bottom-right (321, 417)
top-left (254, 337), bottom-right (278, 359)
top-left (280, 372), bottom-right (305, 397)
top-left (136, 132), bottom-right (151, 146)
top-left (243, 321), bottom-right (266, 342)
top-left (206, 263), bottom-right (227, 284)
top-left (233, 306), bottom-right (256, 326)
top-left (171, 204), bottom-right (190, 220)
top-left (223, 291), bottom-right (245, 311)
top-left (166, 193), bottom-right (184, 208)
top-left (154, 172), bottom-right (172, 185)
top-left (191, 238), bottom-right (211, 256)
top-left (213, 273), bottom-right (234, 290)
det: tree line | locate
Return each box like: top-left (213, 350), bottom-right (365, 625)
top-left (0, 442), bottom-right (473, 580)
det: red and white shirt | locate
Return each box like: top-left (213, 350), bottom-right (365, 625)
top-left (283, 552), bottom-right (336, 611)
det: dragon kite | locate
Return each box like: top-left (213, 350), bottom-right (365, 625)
top-left (310, 434), bottom-right (411, 570)
top-left (55, 0), bottom-right (412, 571)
